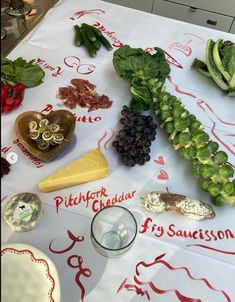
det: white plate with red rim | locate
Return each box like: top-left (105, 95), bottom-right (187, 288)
top-left (1, 243), bottom-right (61, 302)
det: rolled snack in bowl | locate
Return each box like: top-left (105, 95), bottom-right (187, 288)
top-left (4, 192), bottom-right (44, 231)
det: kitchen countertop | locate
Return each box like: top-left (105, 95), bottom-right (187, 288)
top-left (1, 0), bottom-right (235, 301)
top-left (1, 0), bottom-right (60, 56)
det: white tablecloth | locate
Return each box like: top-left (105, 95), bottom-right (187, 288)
top-left (1, 1), bottom-right (235, 301)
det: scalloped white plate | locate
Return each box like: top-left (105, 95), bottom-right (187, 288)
top-left (1, 243), bottom-right (61, 302)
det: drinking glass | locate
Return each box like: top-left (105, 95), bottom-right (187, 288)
top-left (91, 205), bottom-right (137, 258)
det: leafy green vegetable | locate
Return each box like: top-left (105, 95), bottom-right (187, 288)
top-left (192, 130), bottom-right (209, 147)
top-left (219, 40), bottom-right (235, 88)
top-left (174, 117), bottom-right (189, 132)
top-left (200, 179), bottom-right (212, 192)
top-left (113, 44), bottom-right (235, 206)
top-left (113, 45), bottom-right (170, 110)
top-left (173, 106), bottom-right (185, 118)
top-left (180, 146), bottom-right (196, 160)
top-left (226, 87), bottom-right (235, 97)
top-left (213, 39), bottom-right (231, 82)
top-left (218, 165), bottom-right (234, 179)
top-left (191, 160), bottom-right (202, 177)
top-left (192, 39), bottom-right (235, 96)
top-left (165, 122), bottom-right (175, 134)
top-left (213, 151), bottom-right (228, 164)
top-left (200, 164), bottom-right (216, 179)
top-left (192, 58), bottom-right (211, 77)
top-left (208, 182), bottom-right (222, 197)
top-left (206, 39), bottom-right (229, 91)
top-left (1, 57), bottom-right (45, 88)
top-left (213, 195), bottom-right (226, 206)
top-left (190, 120), bottom-right (204, 132)
top-left (223, 182), bottom-right (235, 196)
top-left (207, 141), bottom-right (219, 154)
top-left (130, 84), bottom-right (152, 110)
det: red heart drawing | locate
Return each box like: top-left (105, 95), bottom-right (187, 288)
top-left (154, 156), bottom-right (164, 165)
top-left (157, 170), bottom-right (169, 180)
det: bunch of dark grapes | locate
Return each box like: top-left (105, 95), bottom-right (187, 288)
top-left (112, 106), bottom-right (157, 166)
top-left (1, 157), bottom-right (11, 178)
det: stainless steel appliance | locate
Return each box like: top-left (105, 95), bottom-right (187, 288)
top-left (1, 0), bottom-right (59, 56)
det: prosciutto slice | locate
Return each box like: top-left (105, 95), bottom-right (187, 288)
top-left (58, 79), bottom-right (112, 112)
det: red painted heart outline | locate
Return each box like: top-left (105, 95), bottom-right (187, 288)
top-left (157, 170), bottom-right (169, 180)
top-left (154, 156), bottom-right (165, 165)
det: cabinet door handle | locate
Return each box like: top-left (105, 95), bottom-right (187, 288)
top-left (207, 19), bottom-right (217, 26)
top-left (189, 6), bottom-right (197, 12)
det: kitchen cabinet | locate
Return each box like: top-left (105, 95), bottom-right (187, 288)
top-left (164, 0), bottom-right (235, 17)
top-left (230, 19), bottom-right (235, 34)
top-left (152, 0), bottom-right (234, 33)
top-left (101, 0), bottom-right (235, 33)
top-left (101, 0), bottom-right (154, 13)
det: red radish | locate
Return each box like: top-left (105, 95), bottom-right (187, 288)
top-left (1, 83), bottom-right (25, 113)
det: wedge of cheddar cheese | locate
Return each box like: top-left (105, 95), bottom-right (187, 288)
top-left (38, 148), bottom-right (109, 192)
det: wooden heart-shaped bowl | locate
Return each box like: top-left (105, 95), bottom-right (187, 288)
top-left (15, 110), bottom-right (76, 162)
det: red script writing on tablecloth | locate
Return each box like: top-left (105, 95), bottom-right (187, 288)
top-left (64, 56), bottom-right (96, 75)
top-left (35, 56), bottom-right (96, 76)
top-left (168, 32), bottom-right (205, 57)
top-left (49, 230), bottom-right (91, 302)
top-left (1, 145), bottom-right (12, 154)
top-left (93, 21), bottom-right (124, 48)
top-left (97, 130), bottom-right (114, 150)
top-left (169, 42), bottom-right (192, 57)
top-left (183, 33), bottom-right (205, 43)
top-left (117, 278), bottom-right (150, 300)
top-left (70, 9), bottom-right (105, 20)
top-left (145, 48), bottom-right (183, 69)
top-left (139, 217), bottom-right (235, 243)
top-left (197, 100), bottom-right (235, 156)
top-left (49, 230), bottom-right (84, 254)
top-left (168, 76), bottom-right (197, 99)
top-left (35, 58), bottom-right (64, 77)
top-left (67, 255), bottom-right (92, 302)
top-left (118, 253), bottom-right (231, 302)
top-left (41, 104), bottom-right (102, 124)
top-left (53, 186), bottom-right (137, 213)
top-left (186, 244), bottom-right (235, 255)
top-left (12, 139), bottom-right (44, 169)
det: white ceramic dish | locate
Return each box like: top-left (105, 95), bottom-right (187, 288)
top-left (1, 243), bottom-right (61, 302)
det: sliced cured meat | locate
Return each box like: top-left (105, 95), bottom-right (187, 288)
top-left (58, 78), bottom-right (112, 112)
top-left (71, 78), bottom-right (96, 90)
